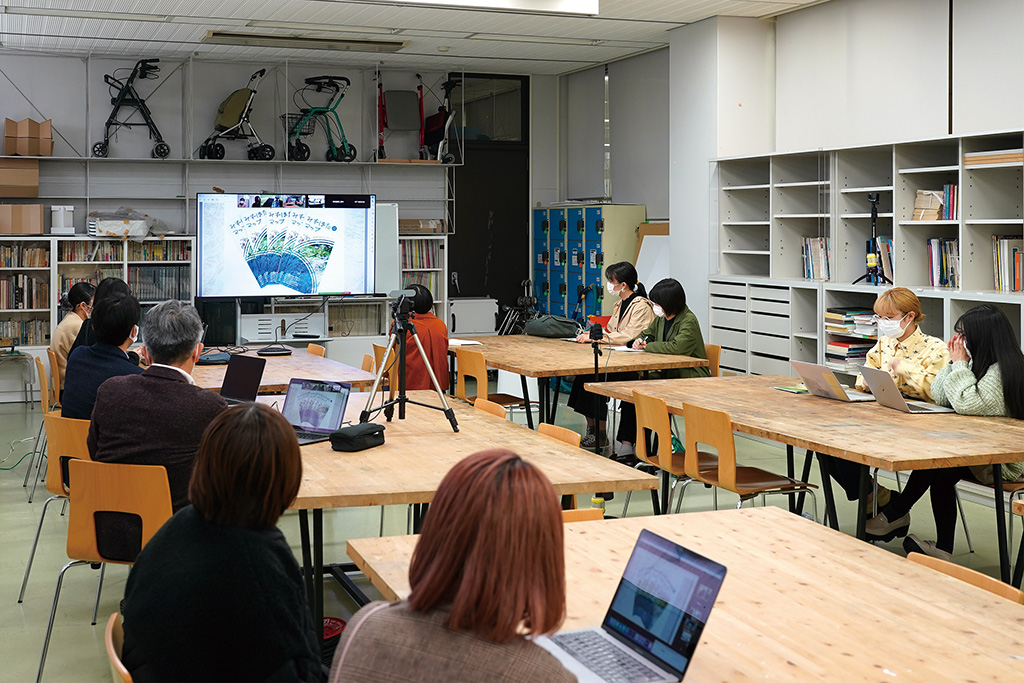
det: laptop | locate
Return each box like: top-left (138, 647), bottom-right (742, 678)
top-left (789, 360), bottom-right (875, 402)
top-left (280, 378), bottom-right (351, 445)
top-left (860, 366), bottom-right (955, 414)
top-left (534, 529), bottom-right (727, 683)
top-left (219, 354), bottom-right (266, 405)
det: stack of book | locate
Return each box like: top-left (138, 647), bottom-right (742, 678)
top-left (824, 306), bottom-right (874, 336)
top-left (993, 235), bottom-right (1024, 291)
top-left (802, 237), bottom-right (830, 280)
top-left (851, 313), bottom-right (877, 337)
top-left (927, 237), bottom-right (959, 287)
top-left (825, 339), bottom-right (875, 373)
top-left (964, 149), bottom-right (1024, 166)
top-left (913, 187), bottom-right (957, 220)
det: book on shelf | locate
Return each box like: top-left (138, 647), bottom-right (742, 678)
top-left (0, 244), bottom-right (48, 268)
top-left (400, 239), bottom-right (441, 269)
top-left (826, 340), bottom-right (874, 358)
top-left (127, 265), bottom-right (190, 301)
top-left (875, 236), bottom-right (894, 282)
top-left (825, 358), bottom-right (867, 374)
top-left (964, 149), bottom-right (1024, 166)
top-left (927, 237), bottom-right (959, 287)
top-left (851, 314), bottom-right (877, 338)
top-left (802, 237), bottom-right (830, 280)
top-left (0, 273), bottom-right (48, 309)
top-left (0, 318), bottom-right (46, 345)
top-left (824, 307), bottom-right (873, 335)
top-left (992, 235), bottom-right (1024, 291)
top-left (912, 187), bottom-right (956, 220)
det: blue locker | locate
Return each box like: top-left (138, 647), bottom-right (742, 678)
top-left (550, 267), bottom-right (567, 316)
top-left (567, 207), bottom-right (585, 277)
top-left (548, 209), bottom-right (567, 315)
top-left (567, 271), bottom-right (586, 321)
top-left (583, 262), bottom-right (602, 319)
top-left (532, 209), bottom-right (549, 313)
top-left (584, 207), bottom-right (604, 242)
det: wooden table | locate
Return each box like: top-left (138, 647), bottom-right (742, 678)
top-left (586, 374), bottom-right (1024, 583)
top-left (452, 335), bottom-right (707, 427)
top-left (192, 346), bottom-right (376, 393)
top-left (292, 391), bottom-right (659, 632)
top-left (349, 507), bottom-right (1024, 681)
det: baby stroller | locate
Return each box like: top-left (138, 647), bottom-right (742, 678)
top-left (417, 74), bottom-right (460, 164)
top-left (92, 58), bottom-right (170, 158)
top-left (199, 69), bottom-right (275, 161)
top-left (282, 75), bottom-right (356, 162)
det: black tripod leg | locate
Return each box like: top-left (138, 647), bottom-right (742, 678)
top-left (520, 375), bottom-right (534, 429)
top-left (817, 453), bottom-right (840, 530)
top-left (550, 378), bottom-right (561, 423)
top-left (787, 445), bottom-right (796, 513)
top-left (795, 450), bottom-right (813, 515)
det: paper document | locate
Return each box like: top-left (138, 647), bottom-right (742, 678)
top-left (448, 338), bottom-right (483, 347)
top-left (610, 345), bottom-right (642, 352)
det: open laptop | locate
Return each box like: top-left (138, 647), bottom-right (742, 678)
top-left (534, 529), bottom-right (727, 683)
top-left (280, 378), bottom-right (351, 445)
top-left (219, 354), bottom-right (266, 405)
top-left (789, 360), bottom-right (875, 402)
top-left (860, 366), bottom-right (955, 414)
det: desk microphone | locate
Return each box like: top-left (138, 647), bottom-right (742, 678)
top-left (589, 322), bottom-right (603, 341)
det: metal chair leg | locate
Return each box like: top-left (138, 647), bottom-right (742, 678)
top-left (379, 505), bottom-right (385, 537)
top-left (673, 478), bottom-right (697, 514)
top-left (18, 495), bottom-right (62, 602)
top-left (60, 499), bottom-right (67, 516)
top-left (621, 490), bottom-right (632, 518)
top-left (37, 559), bottom-right (88, 683)
top-left (407, 505), bottom-right (413, 534)
top-left (872, 468), bottom-right (880, 516)
top-left (29, 456), bottom-right (47, 504)
top-left (91, 564), bottom-right (105, 626)
top-left (23, 424), bottom-right (44, 488)
top-left (894, 471), bottom-right (902, 492)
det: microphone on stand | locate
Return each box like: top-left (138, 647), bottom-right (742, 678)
top-left (589, 322), bottom-right (603, 341)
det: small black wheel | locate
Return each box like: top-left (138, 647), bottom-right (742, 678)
top-left (92, 142), bottom-right (108, 158)
top-left (198, 143), bottom-right (208, 159)
top-left (441, 153), bottom-right (455, 164)
top-left (294, 140), bottom-right (310, 162)
top-left (153, 142), bottom-right (170, 159)
top-left (287, 142), bottom-right (297, 161)
top-left (210, 143), bottom-right (225, 160)
top-left (259, 144), bottom-right (275, 161)
top-left (325, 148), bottom-right (337, 162)
top-left (341, 144), bottom-right (357, 163)
top-left (247, 147), bottom-right (258, 161)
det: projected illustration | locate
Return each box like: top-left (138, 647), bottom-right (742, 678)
top-left (233, 210), bottom-right (335, 293)
top-left (298, 393), bottom-right (331, 428)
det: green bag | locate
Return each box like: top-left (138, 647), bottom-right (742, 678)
top-left (524, 314), bottom-right (580, 338)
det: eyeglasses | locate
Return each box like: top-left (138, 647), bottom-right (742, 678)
top-left (870, 313), bottom-right (907, 323)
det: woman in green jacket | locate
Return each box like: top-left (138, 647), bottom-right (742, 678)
top-left (615, 278), bottom-right (709, 463)
top-left (866, 304), bottom-right (1024, 560)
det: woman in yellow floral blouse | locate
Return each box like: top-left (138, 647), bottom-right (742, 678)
top-left (823, 288), bottom-right (949, 510)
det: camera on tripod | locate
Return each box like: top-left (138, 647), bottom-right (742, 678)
top-left (391, 293), bottom-right (414, 321)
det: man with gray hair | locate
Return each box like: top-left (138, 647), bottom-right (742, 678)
top-left (89, 301), bottom-right (228, 549)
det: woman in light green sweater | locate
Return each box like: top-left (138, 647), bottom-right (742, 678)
top-left (866, 304), bottom-right (1024, 560)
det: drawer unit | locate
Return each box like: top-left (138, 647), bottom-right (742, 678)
top-left (749, 285), bottom-right (790, 303)
top-left (749, 298), bottom-right (790, 316)
top-left (749, 332), bottom-right (790, 358)
top-left (750, 312), bottom-right (789, 336)
top-left (710, 307), bottom-right (747, 330)
top-left (720, 348), bottom-right (747, 372)
top-left (749, 353), bottom-right (792, 376)
top-left (710, 293), bottom-right (746, 312)
top-left (710, 327), bottom-right (746, 351)
top-left (709, 281), bottom-right (747, 298)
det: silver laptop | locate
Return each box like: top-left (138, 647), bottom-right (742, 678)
top-left (860, 366), bottom-right (955, 414)
top-left (219, 354), bottom-right (266, 405)
top-left (789, 360), bottom-right (875, 402)
top-left (280, 378), bottom-right (351, 445)
top-left (534, 529), bottom-right (726, 683)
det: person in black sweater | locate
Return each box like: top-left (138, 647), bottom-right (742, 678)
top-left (121, 402), bottom-right (325, 682)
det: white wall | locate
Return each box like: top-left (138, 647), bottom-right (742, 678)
top-left (717, 17), bottom-right (775, 158)
top-left (530, 75), bottom-right (560, 207)
top-left (565, 65), bottom-right (606, 199)
top-left (953, 0), bottom-right (1024, 134)
top-left (775, 0), bottom-right (948, 151)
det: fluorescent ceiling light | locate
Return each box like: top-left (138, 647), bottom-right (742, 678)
top-left (202, 30), bottom-right (406, 52)
top-left (469, 33), bottom-right (599, 46)
top-left (355, 0), bottom-right (598, 15)
top-left (247, 20), bottom-right (398, 34)
top-left (0, 6), bottom-right (248, 25)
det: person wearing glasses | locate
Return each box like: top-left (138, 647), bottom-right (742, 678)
top-left (821, 287), bottom-right (949, 514)
top-left (50, 281), bottom-right (95, 394)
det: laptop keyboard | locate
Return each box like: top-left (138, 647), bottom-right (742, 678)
top-left (294, 429), bottom-right (328, 442)
top-left (551, 631), bottom-right (665, 683)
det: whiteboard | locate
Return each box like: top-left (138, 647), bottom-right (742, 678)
top-left (636, 234), bottom-right (670, 291)
top-left (375, 202), bottom-right (400, 294)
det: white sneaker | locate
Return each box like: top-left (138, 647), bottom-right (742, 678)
top-left (865, 510), bottom-right (911, 542)
top-left (903, 534), bottom-right (953, 562)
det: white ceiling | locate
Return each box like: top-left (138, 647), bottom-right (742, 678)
top-left (0, 0), bottom-right (826, 75)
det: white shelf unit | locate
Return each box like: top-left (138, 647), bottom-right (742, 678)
top-left (711, 130), bottom-right (1024, 378)
top-left (399, 233), bottom-right (448, 318)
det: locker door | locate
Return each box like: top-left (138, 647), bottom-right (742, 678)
top-left (567, 207), bottom-right (585, 280)
top-left (584, 207), bottom-right (604, 242)
top-left (550, 267), bottom-right (567, 316)
top-left (532, 209), bottom-right (549, 313)
top-left (548, 209), bottom-right (568, 316)
top-left (568, 270), bottom-right (586, 321)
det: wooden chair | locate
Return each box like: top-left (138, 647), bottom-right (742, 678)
top-left (908, 552), bottom-right (1024, 604)
top-left (454, 348), bottom-right (525, 416)
top-left (37, 460), bottom-right (173, 683)
top-left (538, 423), bottom-right (581, 448)
top-left (104, 612), bottom-right (132, 683)
top-left (307, 343), bottom-right (326, 357)
top-left (705, 343), bottom-right (721, 378)
top-left (25, 356), bottom-right (60, 500)
top-left (18, 413), bottom-right (91, 604)
top-left (622, 391), bottom-right (718, 517)
top-left (361, 353), bottom-right (374, 373)
top-left (681, 401), bottom-right (819, 518)
top-left (561, 508), bottom-right (603, 523)
top-left (474, 397), bottom-right (508, 419)
top-left (47, 347), bottom-right (62, 407)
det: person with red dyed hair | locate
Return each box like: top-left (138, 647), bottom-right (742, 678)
top-left (330, 449), bottom-right (574, 683)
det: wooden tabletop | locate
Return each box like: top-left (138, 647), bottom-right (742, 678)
top-left (348, 507), bottom-right (1024, 681)
top-left (586, 374), bottom-right (1024, 472)
top-left (192, 347), bottom-right (376, 393)
top-left (290, 390), bottom-right (658, 510)
top-left (1014, 500), bottom-right (1024, 517)
top-left (451, 335), bottom-right (707, 378)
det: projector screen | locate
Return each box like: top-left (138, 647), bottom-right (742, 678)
top-left (197, 193), bottom-right (376, 298)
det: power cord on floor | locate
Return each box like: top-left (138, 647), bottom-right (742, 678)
top-left (0, 436), bottom-right (35, 470)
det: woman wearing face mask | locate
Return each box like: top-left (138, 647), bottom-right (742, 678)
top-left (822, 288), bottom-right (950, 513)
top-left (50, 281), bottom-right (95, 395)
top-left (567, 262), bottom-right (655, 449)
top-left (865, 304), bottom-right (1024, 559)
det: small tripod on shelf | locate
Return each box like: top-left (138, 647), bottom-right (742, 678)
top-left (852, 192), bottom-right (893, 286)
top-left (359, 290), bottom-right (458, 433)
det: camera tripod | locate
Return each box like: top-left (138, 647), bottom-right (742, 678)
top-left (852, 192), bottom-right (892, 286)
top-left (359, 294), bottom-right (458, 433)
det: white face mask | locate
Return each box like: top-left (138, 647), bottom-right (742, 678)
top-left (652, 304), bottom-right (665, 318)
top-left (876, 313), bottom-right (908, 338)
top-left (963, 338), bottom-right (972, 360)
top-left (606, 282), bottom-right (621, 295)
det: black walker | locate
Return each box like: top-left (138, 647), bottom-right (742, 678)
top-left (93, 59), bottom-right (170, 159)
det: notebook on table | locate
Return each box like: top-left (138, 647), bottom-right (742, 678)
top-left (534, 529), bottom-right (727, 682)
top-left (860, 366), bottom-right (955, 414)
top-left (280, 378), bottom-right (351, 445)
top-left (219, 354), bottom-right (266, 405)
top-left (789, 360), bottom-right (875, 402)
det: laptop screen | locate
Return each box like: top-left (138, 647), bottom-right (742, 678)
top-left (220, 354), bottom-right (266, 402)
top-left (602, 530), bottom-right (727, 678)
top-left (281, 378), bottom-right (351, 433)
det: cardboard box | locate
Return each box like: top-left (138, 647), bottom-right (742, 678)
top-left (0, 204), bottom-right (44, 234)
top-left (398, 218), bottom-right (446, 234)
top-left (3, 118), bottom-right (54, 157)
top-left (0, 158), bottom-right (39, 197)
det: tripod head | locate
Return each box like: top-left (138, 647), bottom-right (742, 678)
top-left (389, 289), bottom-right (417, 329)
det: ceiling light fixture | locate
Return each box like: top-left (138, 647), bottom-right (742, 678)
top-left (202, 30), bottom-right (406, 52)
top-left (246, 20), bottom-right (397, 34)
top-left (355, 0), bottom-right (597, 16)
top-left (1, 6), bottom-right (170, 21)
top-left (468, 33), bottom-right (600, 46)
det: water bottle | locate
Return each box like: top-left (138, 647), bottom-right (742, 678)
top-left (591, 496), bottom-right (605, 512)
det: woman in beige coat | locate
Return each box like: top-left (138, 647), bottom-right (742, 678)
top-left (567, 261), bottom-right (655, 450)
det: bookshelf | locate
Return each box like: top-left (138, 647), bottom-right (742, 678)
top-left (399, 233), bottom-right (448, 318)
top-left (711, 129), bottom-right (1024, 380)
